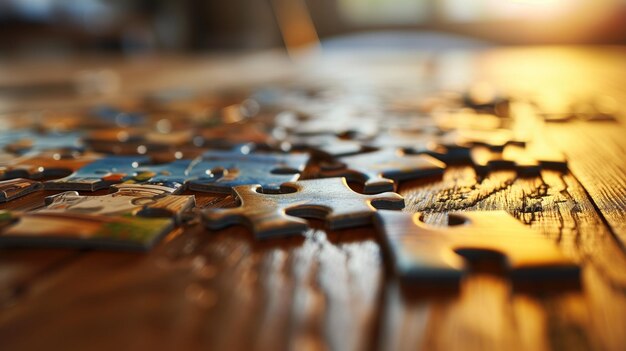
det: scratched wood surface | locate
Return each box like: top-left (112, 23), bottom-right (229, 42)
top-left (0, 47), bottom-right (626, 351)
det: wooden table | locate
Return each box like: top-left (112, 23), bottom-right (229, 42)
top-left (0, 47), bottom-right (625, 351)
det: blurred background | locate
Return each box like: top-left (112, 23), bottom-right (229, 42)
top-left (1, 0), bottom-right (625, 57)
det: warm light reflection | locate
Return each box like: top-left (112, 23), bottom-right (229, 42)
top-left (486, 0), bottom-right (579, 19)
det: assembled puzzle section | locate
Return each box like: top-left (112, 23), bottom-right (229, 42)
top-left (375, 210), bottom-right (579, 291)
top-left (0, 184), bottom-right (195, 250)
top-left (203, 177), bottom-right (404, 239)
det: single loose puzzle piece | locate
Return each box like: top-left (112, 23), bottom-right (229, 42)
top-left (188, 149), bottom-right (310, 194)
top-left (322, 148), bottom-right (446, 194)
top-left (471, 143), bottom-right (567, 176)
top-left (0, 184), bottom-right (195, 250)
top-left (203, 177), bottom-right (404, 239)
top-left (375, 210), bottom-right (579, 291)
top-left (0, 178), bottom-right (43, 203)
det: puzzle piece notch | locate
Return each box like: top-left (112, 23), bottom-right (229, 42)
top-left (375, 210), bottom-right (579, 291)
top-left (471, 143), bottom-right (567, 176)
top-left (322, 148), bottom-right (446, 194)
top-left (203, 177), bottom-right (404, 239)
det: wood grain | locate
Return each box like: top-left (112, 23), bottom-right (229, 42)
top-left (1, 47), bottom-right (626, 351)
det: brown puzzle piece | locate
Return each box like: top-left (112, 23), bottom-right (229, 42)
top-left (0, 178), bottom-right (43, 203)
top-left (375, 210), bottom-right (579, 291)
top-left (203, 177), bottom-right (404, 239)
top-left (0, 150), bottom-right (102, 180)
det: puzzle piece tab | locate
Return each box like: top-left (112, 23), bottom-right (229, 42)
top-left (322, 148), bottom-right (446, 194)
top-left (203, 177), bottom-right (404, 239)
top-left (375, 210), bottom-right (579, 290)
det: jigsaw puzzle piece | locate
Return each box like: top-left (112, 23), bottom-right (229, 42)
top-left (471, 143), bottom-right (567, 176)
top-left (280, 134), bottom-right (365, 158)
top-left (0, 178), bottom-right (43, 203)
top-left (203, 177), bottom-right (404, 239)
top-left (0, 184), bottom-right (195, 250)
top-left (322, 148), bottom-right (446, 194)
top-left (188, 149), bottom-right (310, 194)
top-left (440, 129), bottom-right (525, 151)
top-left (90, 105), bottom-right (146, 127)
top-left (462, 88), bottom-right (510, 117)
top-left (127, 159), bottom-right (194, 191)
top-left (45, 155), bottom-right (151, 191)
top-left (0, 212), bottom-right (173, 250)
top-left (84, 128), bottom-right (195, 155)
top-left (198, 122), bottom-right (274, 149)
top-left (375, 210), bottom-right (579, 290)
top-left (276, 108), bottom-right (378, 138)
top-left (2, 130), bottom-right (84, 154)
top-left (0, 150), bottom-right (102, 180)
top-left (433, 110), bottom-right (507, 131)
top-left (42, 183), bottom-right (193, 219)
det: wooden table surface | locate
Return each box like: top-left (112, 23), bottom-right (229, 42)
top-left (0, 46), bottom-right (625, 351)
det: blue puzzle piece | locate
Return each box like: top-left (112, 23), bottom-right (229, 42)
top-left (0, 130), bottom-right (83, 155)
top-left (45, 156), bottom-right (151, 191)
top-left (44, 155), bottom-right (194, 193)
top-left (130, 159), bottom-right (194, 190)
top-left (187, 150), bottom-right (310, 193)
top-left (45, 149), bottom-right (310, 194)
top-left (90, 105), bottom-right (146, 127)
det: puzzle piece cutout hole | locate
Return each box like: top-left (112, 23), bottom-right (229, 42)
top-left (270, 167), bottom-right (302, 175)
top-left (254, 183), bottom-right (298, 195)
top-left (284, 205), bottom-right (333, 222)
top-left (446, 213), bottom-right (469, 226)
